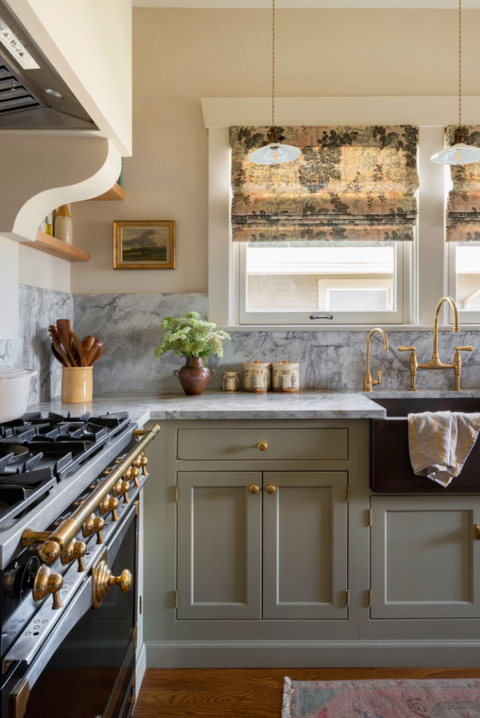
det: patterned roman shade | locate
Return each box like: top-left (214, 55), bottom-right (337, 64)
top-left (231, 125), bottom-right (419, 243)
top-left (446, 125), bottom-right (480, 242)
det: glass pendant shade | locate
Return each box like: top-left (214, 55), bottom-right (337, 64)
top-left (249, 141), bottom-right (301, 165)
top-left (431, 140), bottom-right (480, 166)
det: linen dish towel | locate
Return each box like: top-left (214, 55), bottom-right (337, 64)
top-left (408, 411), bottom-right (480, 487)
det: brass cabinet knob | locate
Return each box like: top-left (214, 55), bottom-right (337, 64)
top-left (113, 479), bottom-right (130, 504)
top-left (266, 485), bottom-right (276, 494)
top-left (249, 485), bottom-right (260, 494)
top-left (99, 494), bottom-right (119, 522)
top-left (33, 565), bottom-right (63, 610)
top-left (258, 442), bottom-right (268, 451)
top-left (475, 524), bottom-right (480, 540)
top-left (61, 539), bottom-right (87, 572)
top-left (82, 514), bottom-right (105, 544)
top-left (92, 559), bottom-right (133, 609)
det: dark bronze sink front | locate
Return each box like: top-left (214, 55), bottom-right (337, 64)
top-left (371, 397), bottom-right (480, 493)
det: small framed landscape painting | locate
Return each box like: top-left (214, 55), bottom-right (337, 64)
top-left (113, 220), bottom-right (176, 270)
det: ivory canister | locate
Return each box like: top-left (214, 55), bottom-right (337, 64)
top-left (271, 361), bottom-right (300, 393)
top-left (243, 362), bottom-right (269, 393)
top-left (62, 367), bottom-right (93, 403)
top-left (222, 371), bottom-right (240, 392)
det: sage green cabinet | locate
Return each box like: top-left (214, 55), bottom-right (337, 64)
top-left (370, 495), bottom-right (480, 620)
top-left (263, 472), bottom-right (348, 619)
top-left (177, 472), bottom-right (262, 620)
top-left (177, 470), bottom-right (349, 621)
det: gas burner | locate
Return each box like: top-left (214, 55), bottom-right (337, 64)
top-left (0, 410), bottom-right (131, 523)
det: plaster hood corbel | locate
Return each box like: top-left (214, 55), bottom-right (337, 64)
top-left (0, 137), bottom-right (121, 243)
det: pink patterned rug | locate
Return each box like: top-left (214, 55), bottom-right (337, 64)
top-left (282, 678), bottom-right (480, 718)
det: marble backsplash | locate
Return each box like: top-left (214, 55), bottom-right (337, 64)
top-left (0, 285), bottom-right (74, 404)
top-left (74, 293), bottom-right (480, 395)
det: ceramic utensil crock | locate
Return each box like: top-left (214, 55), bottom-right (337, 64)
top-left (62, 366), bottom-right (93, 403)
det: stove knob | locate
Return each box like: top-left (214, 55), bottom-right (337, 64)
top-left (139, 452), bottom-right (149, 475)
top-left (92, 561), bottom-right (132, 609)
top-left (82, 514), bottom-right (105, 545)
top-left (33, 565), bottom-right (63, 610)
top-left (124, 466), bottom-right (140, 488)
top-left (99, 495), bottom-right (119, 522)
top-left (61, 540), bottom-right (87, 572)
top-left (113, 480), bottom-right (130, 505)
top-left (38, 540), bottom-right (61, 564)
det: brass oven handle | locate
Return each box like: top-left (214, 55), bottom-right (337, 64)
top-left (266, 485), bottom-right (276, 494)
top-left (33, 425), bottom-right (160, 564)
top-left (33, 565), bottom-right (63, 610)
top-left (249, 485), bottom-right (260, 494)
top-left (258, 442), bottom-right (268, 451)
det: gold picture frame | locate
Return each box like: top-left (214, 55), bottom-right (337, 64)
top-left (113, 220), bottom-right (176, 270)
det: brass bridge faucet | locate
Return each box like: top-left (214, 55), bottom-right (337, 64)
top-left (363, 328), bottom-right (389, 392)
top-left (398, 296), bottom-right (473, 391)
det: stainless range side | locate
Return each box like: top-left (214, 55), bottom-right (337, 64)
top-left (0, 410), bottom-right (160, 718)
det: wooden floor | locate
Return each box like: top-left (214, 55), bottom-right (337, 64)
top-left (134, 667), bottom-right (480, 717)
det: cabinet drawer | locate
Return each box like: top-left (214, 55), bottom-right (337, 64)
top-left (177, 428), bottom-right (348, 461)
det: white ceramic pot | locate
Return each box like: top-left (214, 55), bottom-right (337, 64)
top-left (0, 368), bottom-right (37, 422)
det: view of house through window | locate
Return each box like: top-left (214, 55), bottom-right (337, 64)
top-left (454, 244), bottom-right (480, 312)
top-left (245, 243), bottom-right (396, 314)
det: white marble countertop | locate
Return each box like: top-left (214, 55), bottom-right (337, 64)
top-left (28, 389), bottom-right (480, 425)
top-left (29, 390), bottom-right (387, 423)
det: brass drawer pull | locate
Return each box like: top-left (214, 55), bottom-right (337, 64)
top-left (258, 442), bottom-right (268, 451)
top-left (249, 485), bottom-right (260, 494)
top-left (266, 485), bottom-right (276, 494)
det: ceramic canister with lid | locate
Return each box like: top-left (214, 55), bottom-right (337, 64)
top-left (271, 361), bottom-right (300, 393)
top-left (243, 361), bottom-right (269, 393)
top-left (222, 371), bottom-right (240, 392)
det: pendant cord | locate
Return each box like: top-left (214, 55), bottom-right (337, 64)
top-left (459, 0), bottom-right (462, 128)
top-left (272, 0), bottom-right (275, 130)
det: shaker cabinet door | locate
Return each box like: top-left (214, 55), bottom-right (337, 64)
top-left (177, 472), bottom-right (262, 620)
top-left (371, 496), bottom-right (480, 619)
top-left (263, 472), bottom-right (348, 619)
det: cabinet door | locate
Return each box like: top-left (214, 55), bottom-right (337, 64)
top-left (371, 496), bottom-right (480, 619)
top-left (263, 472), bottom-right (348, 619)
top-left (177, 472), bottom-right (262, 619)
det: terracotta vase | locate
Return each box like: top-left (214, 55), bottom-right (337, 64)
top-left (174, 357), bottom-right (215, 396)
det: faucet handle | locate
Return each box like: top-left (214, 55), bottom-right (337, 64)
top-left (372, 370), bottom-right (382, 387)
top-left (398, 346), bottom-right (416, 352)
top-left (455, 346), bottom-right (473, 352)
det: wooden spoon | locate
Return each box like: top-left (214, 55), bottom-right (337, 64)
top-left (56, 319), bottom-right (77, 367)
top-left (50, 338), bottom-right (71, 367)
top-left (70, 331), bottom-right (86, 367)
top-left (82, 336), bottom-right (96, 356)
top-left (87, 338), bottom-right (104, 366)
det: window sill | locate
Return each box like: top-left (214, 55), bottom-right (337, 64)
top-left (220, 324), bottom-right (480, 333)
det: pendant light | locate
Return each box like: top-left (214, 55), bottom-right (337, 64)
top-left (249, 0), bottom-right (301, 165)
top-left (431, 0), bottom-right (480, 165)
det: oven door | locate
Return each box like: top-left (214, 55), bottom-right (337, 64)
top-left (3, 504), bottom-right (138, 718)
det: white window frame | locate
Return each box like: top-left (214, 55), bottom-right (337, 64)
top-left (238, 241), bottom-right (408, 325)
top-left (205, 97), bottom-right (480, 331)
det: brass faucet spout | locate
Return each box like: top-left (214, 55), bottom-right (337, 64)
top-left (432, 296), bottom-right (460, 358)
top-left (363, 328), bottom-right (389, 392)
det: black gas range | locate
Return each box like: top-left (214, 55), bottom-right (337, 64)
top-left (0, 411), bottom-right (130, 531)
top-left (0, 409), bottom-right (160, 718)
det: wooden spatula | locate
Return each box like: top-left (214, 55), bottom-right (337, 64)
top-left (56, 319), bottom-right (77, 367)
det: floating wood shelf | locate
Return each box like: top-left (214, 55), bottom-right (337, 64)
top-left (30, 232), bottom-right (90, 262)
top-left (89, 182), bottom-right (124, 201)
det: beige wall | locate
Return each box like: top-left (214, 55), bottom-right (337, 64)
top-left (71, 7), bottom-right (480, 295)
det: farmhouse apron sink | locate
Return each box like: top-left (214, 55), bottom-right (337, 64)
top-left (371, 397), bottom-right (480, 493)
